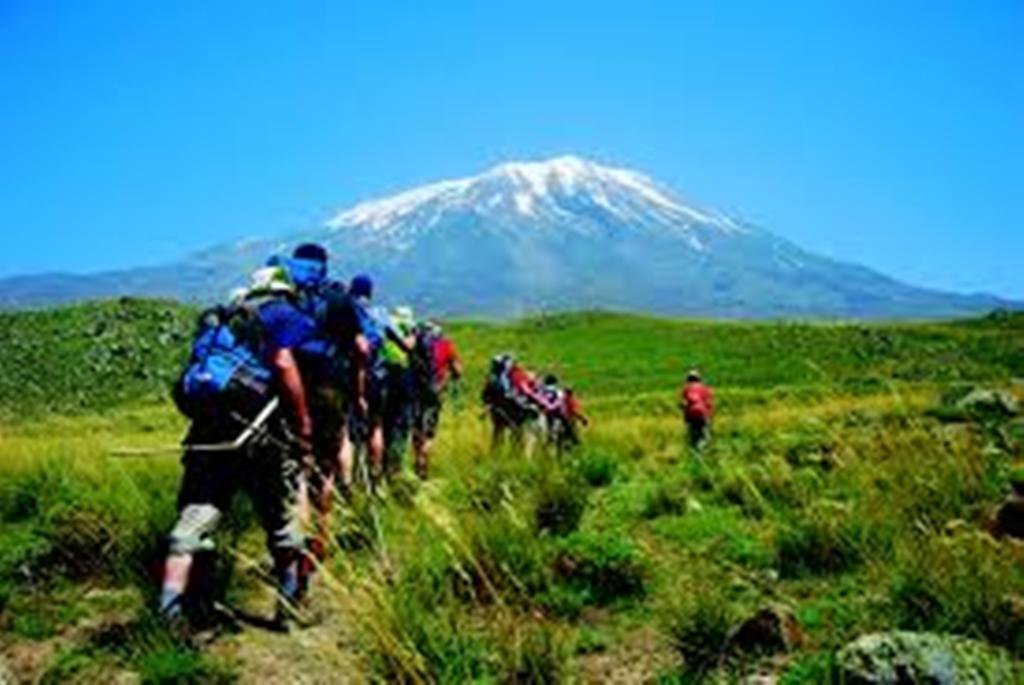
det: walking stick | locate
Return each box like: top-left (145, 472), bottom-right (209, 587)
top-left (110, 397), bottom-right (282, 456)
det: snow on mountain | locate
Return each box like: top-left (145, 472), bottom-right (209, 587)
top-left (325, 156), bottom-right (743, 243)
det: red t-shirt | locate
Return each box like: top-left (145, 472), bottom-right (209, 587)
top-left (509, 365), bottom-right (533, 394)
top-left (432, 337), bottom-right (459, 388)
top-left (681, 382), bottom-right (713, 420)
top-left (564, 393), bottom-right (583, 419)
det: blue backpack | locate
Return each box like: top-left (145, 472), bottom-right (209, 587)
top-left (350, 300), bottom-right (390, 379)
top-left (289, 265), bottom-right (347, 383)
top-left (173, 304), bottom-right (274, 420)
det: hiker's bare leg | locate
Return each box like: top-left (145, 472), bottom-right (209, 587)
top-left (413, 432), bottom-right (432, 479)
top-left (369, 425), bottom-right (384, 482)
top-left (339, 428), bottom-right (354, 493)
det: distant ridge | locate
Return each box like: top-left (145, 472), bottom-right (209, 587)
top-left (0, 156), bottom-right (1017, 318)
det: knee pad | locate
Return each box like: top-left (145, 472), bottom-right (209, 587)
top-left (168, 504), bottom-right (221, 555)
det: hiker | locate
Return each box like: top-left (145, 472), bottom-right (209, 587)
top-left (680, 369), bottom-right (714, 453)
top-left (409, 320), bottom-right (462, 479)
top-left (555, 385), bottom-right (589, 453)
top-left (482, 354), bottom-right (522, 450)
top-left (279, 244), bottom-right (351, 577)
top-left (536, 373), bottom-right (567, 450)
top-left (380, 306), bottom-right (417, 478)
top-left (533, 373), bottom-right (589, 455)
top-left (482, 354), bottom-right (553, 455)
top-left (304, 271), bottom-right (373, 496)
top-left (160, 265), bottom-right (314, 627)
top-left (346, 275), bottom-right (414, 487)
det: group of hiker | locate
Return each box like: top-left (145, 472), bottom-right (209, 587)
top-left (158, 243), bottom-right (461, 626)
top-left (481, 353), bottom-right (589, 456)
top-left (156, 243), bottom-right (715, 629)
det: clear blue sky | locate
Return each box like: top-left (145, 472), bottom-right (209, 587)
top-left (1, 1), bottom-right (1021, 297)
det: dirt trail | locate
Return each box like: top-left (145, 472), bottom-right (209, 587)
top-left (208, 581), bottom-right (364, 685)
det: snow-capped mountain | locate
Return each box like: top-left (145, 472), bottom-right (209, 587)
top-left (0, 156), bottom-right (1015, 318)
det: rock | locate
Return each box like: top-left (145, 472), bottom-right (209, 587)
top-left (957, 389), bottom-right (1019, 420)
top-left (994, 492), bottom-right (1024, 540)
top-left (728, 605), bottom-right (804, 655)
top-left (837, 631), bottom-right (1015, 685)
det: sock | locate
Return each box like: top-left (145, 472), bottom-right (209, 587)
top-left (158, 588), bottom-right (183, 618)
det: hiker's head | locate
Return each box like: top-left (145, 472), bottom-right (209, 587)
top-left (350, 274), bottom-right (374, 300)
top-left (293, 243), bottom-right (328, 265)
top-left (543, 373), bottom-right (559, 386)
top-left (686, 369), bottom-right (702, 383)
top-left (288, 244), bottom-right (328, 289)
top-left (249, 265), bottom-right (295, 296)
top-left (393, 305), bottom-right (414, 325)
top-left (392, 306), bottom-right (415, 335)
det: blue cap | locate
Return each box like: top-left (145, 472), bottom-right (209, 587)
top-left (350, 274), bottom-right (374, 299)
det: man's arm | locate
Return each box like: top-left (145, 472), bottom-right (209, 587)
top-left (271, 347), bottom-right (312, 444)
top-left (385, 325), bottom-right (416, 354)
top-left (449, 344), bottom-right (463, 380)
top-left (353, 333), bottom-right (371, 414)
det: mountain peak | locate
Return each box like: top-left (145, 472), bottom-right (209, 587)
top-left (325, 155), bottom-right (738, 232)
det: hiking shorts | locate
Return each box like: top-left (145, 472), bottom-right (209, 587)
top-left (413, 391), bottom-right (442, 439)
top-left (169, 417), bottom-right (303, 557)
top-left (309, 385), bottom-right (345, 480)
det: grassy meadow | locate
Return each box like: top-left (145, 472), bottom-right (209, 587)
top-left (1, 299), bottom-right (1023, 683)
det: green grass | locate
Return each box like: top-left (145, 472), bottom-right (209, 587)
top-left (1, 299), bottom-right (1023, 682)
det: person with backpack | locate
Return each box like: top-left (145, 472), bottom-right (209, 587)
top-left (160, 265), bottom-right (315, 628)
top-left (345, 274), bottom-right (414, 488)
top-left (409, 321), bottom-right (462, 480)
top-left (380, 306), bottom-right (417, 478)
top-left (536, 374), bottom-right (589, 454)
top-left (482, 353), bottom-right (521, 450)
top-left (482, 354), bottom-right (554, 455)
top-left (559, 386), bottom-right (589, 450)
top-left (279, 244), bottom-right (352, 583)
top-left (680, 369), bottom-right (714, 453)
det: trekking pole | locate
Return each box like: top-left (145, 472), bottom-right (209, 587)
top-left (109, 397), bottom-right (282, 457)
top-left (230, 397), bottom-right (281, 449)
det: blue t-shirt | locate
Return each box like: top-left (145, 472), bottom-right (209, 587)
top-left (256, 299), bottom-right (316, 356)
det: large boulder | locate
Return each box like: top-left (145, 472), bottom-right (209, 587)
top-left (837, 631), bottom-right (1016, 684)
top-left (728, 604), bottom-right (804, 655)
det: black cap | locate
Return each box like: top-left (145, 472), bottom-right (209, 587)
top-left (293, 243), bottom-right (328, 264)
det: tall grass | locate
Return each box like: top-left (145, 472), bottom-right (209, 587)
top-left (1, 306), bottom-right (1022, 680)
